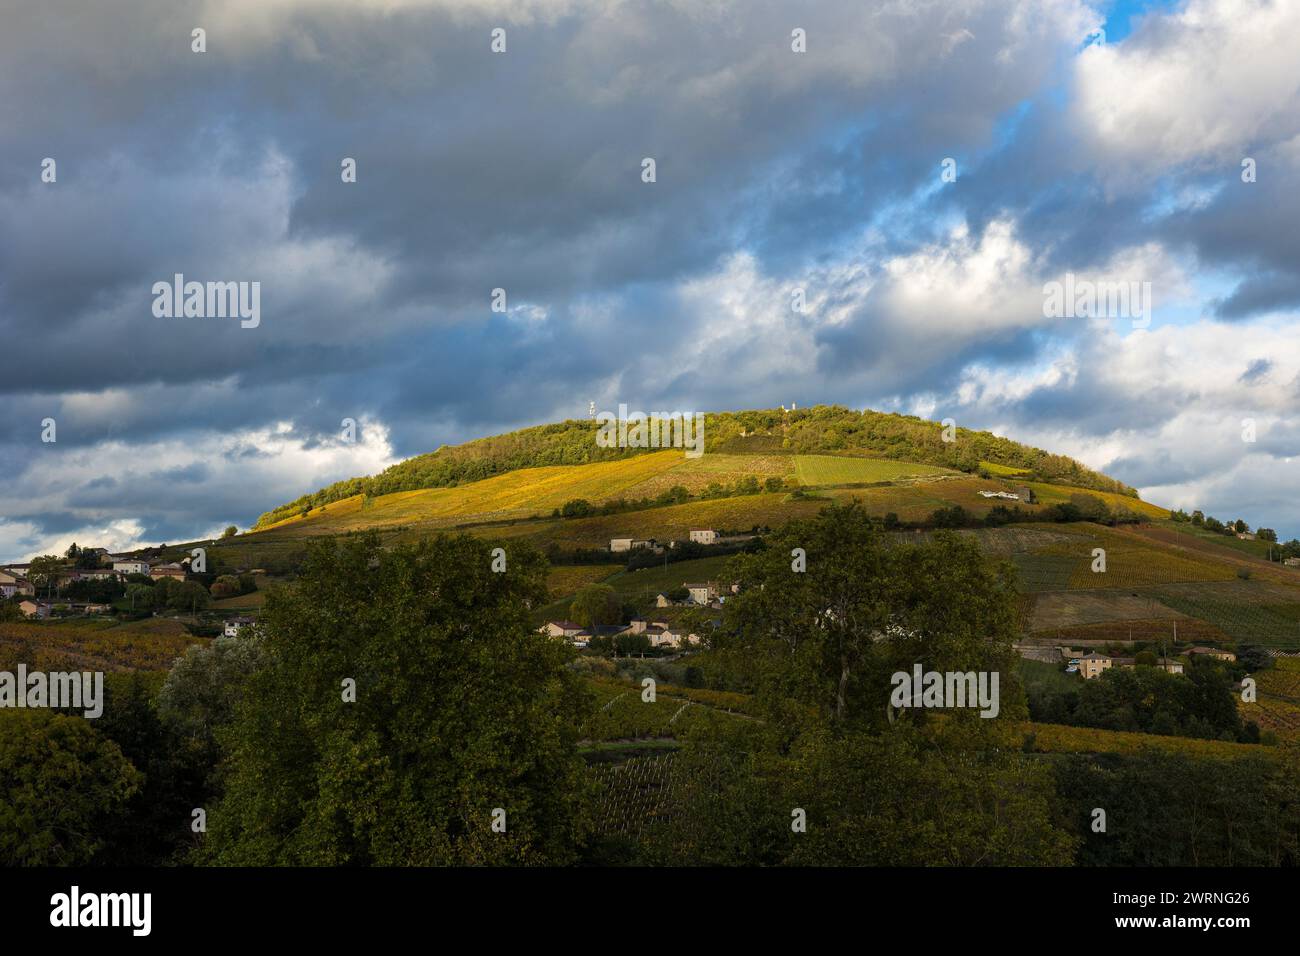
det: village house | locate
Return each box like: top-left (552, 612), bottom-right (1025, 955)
top-left (149, 562), bottom-right (186, 581)
top-left (1284, 557), bottom-right (1300, 568)
top-left (1237, 531), bottom-right (1256, 540)
top-left (114, 559), bottom-right (151, 576)
top-left (539, 620), bottom-right (585, 641)
top-left (223, 616), bottom-right (256, 638)
top-left (689, 529), bottom-right (719, 545)
top-left (654, 592), bottom-right (674, 607)
top-left (1187, 646), bottom-right (1236, 662)
top-left (684, 582), bottom-right (716, 606)
top-left (0, 570), bottom-right (35, 598)
top-left (19, 600), bottom-right (50, 619)
top-left (1156, 658), bottom-right (1184, 674)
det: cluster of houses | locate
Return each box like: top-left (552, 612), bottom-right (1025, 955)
top-left (540, 567), bottom-right (742, 650)
top-left (1065, 645), bottom-right (1236, 679)
top-left (1, 554), bottom-right (190, 619)
top-left (540, 617), bottom-right (702, 650)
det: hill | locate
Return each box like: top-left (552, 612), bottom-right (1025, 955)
top-left (253, 405), bottom-right (1140, 528)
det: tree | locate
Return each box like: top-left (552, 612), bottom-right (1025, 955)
top-left (716, 502), bottom-right (1022, 730)
top-left (0, 712), bottom-right (141, 865)
top-left (27, 554), bottom-right (65, 595)
top-left (570, 583), bottom-right (621, 628)
top-left (166, 580), bottom-right (211, 613)
top-left (222, 526), bottom-right (238, 538)
top-left (202, 533), bottom-right (591, 865)
top-left (210, 575), bottom-right (243, 599)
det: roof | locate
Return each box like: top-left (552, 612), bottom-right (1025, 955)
top-left (546, 620), bottom-right (583, 630)
top-left (1079, 652), bottom-right (1111, 660)
top-left (683, 582), bottom-right (712, 589)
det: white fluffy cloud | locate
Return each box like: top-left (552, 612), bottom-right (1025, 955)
top-left (1073, 0), bottom-right (1300, 182)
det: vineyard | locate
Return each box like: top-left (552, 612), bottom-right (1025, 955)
top-left (1147, 586), bottom-right (1300, 647)
top-left (0, 620), bottom-right (205, 672)
top-left (586, 753), bottom-right (685, 839)
top-left (579, 678), bottom-right (757, 743)
top-left (1021, 722), bottom-right (1269, 759)
top-left (1256, 657), bottom-right (1300, 700)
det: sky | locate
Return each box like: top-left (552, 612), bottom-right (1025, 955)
top-left (2, 0), bottom-right (1299, 561)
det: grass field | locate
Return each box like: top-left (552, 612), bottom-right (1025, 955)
top-left (603, 555), bottom-right (737, 604)
top-left (545, 564), bottom-right (618, 599)
top-left (621, 454), bottom-right (795, 499)
top-left (979, 461), bottom-right (1030, 476)
top-left (794, 454), bottom-right (955, 486)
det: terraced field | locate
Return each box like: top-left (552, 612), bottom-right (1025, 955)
top-left (475, 493), bottom-right (826, 550)
top-left (794, 454), bottom-right (955, 486)
top-left (1033, 617), bottom-right (1228, 646)
top-left (1021, 481), bottom-right (1168, 519)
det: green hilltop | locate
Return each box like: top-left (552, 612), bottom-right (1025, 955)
top-left (254, 405), bottom-right (1138, 529)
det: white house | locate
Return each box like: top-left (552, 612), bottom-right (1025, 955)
top-left (223, 616), bottom-right (255, 638)
top-left (689, 529), bottom-right (719, 545)
top-left (610, 538), bottom-right (656, 553)
top-left (684, 582), bottom-right (715, 606)
top-left (114, 560), bottom-right (151, 576)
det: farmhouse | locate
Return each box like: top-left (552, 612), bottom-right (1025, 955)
top-left (1156, 658), bottom-right (1184, 674)
top-left (689, 529), bottom-right (719, 545)
top-left (1285, 558), bottom-right (1300, 568)
top-left (1077, 652), bottom-right (1112, 680)
top-left (610, 537), bottom-right (656, 553)
top-left (1186, 646), bottom-right (1236, 662)
top-left (114, 559), bottom-right (150, 576)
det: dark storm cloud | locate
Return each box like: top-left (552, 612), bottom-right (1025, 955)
top-left (4, 0), bottom-right (1300, 552)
